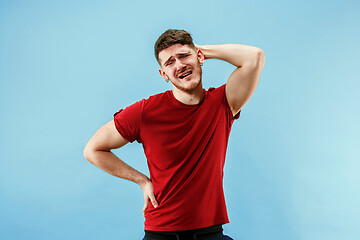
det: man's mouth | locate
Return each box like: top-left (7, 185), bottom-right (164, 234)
top-left (178, 71), bottom-right (193, 79)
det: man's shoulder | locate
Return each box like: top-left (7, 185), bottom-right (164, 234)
top-left (206, 84), bottom-right (226, 92)
top-left (114, 90), bottom-right (170, 119)
top-left (142, 90), bottom-right (170, 105)
top-left (205, 84), bottom-right (226, 99)
top-left (137, 90), bottom-right (172, 111)
top-left (148, 90), bottom-right (170, 99)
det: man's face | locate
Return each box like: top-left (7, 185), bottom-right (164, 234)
top-left (158, 44), bottom-right (204, 93)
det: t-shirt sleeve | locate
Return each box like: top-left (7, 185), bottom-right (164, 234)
top-left (218, 84), bottom-right (241, 120)
top-left (113, 100), bottom-right (144, 143)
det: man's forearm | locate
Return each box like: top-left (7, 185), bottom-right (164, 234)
top-left (86, 150), bottom-right (149, 187)
top-left (197, 44), bottom-right (262, 68)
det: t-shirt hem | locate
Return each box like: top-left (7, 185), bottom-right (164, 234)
top-left (144, 219), bottom-right (230, 232)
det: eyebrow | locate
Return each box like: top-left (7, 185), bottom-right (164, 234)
top-left (164, 56), bottom-right (174, 66)
top-left (163, 51), bottom-right (191, 66)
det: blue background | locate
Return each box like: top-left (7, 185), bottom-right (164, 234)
top-left (1, 0), bottom-right (359, 239)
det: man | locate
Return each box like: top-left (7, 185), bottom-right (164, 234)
top-left (84, 29), bottom-right (265, 240)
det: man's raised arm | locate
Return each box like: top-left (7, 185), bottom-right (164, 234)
top-left (83, 120), bottom-right (158, 215)
top-left (196, 44), bottom-right (265, 116)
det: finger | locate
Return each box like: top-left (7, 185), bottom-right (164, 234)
top-left (142, 197), bottom-right (149, 216)
top-left (148, 192), bottom-right (158, 208)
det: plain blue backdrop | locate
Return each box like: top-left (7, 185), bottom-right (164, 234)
top-left (1, 0), bottom-right (359, 239)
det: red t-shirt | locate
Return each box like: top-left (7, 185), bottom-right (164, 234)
top-left (113, 84), bottom-right (240, 231)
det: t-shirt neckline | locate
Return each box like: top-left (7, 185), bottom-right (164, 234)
top-left (168, 89), bottom-right (206, 108)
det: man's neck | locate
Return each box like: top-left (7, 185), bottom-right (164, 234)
top-left (172, 85), bottom-right (204, 105)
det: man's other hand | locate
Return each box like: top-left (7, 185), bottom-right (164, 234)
top-left (140, 179), bottom-right (158, 217)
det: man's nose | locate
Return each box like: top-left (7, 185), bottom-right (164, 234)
top-left (176, 61), bottom-right (186, 72)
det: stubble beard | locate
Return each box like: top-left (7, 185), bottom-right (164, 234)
top-left (172, 77), bottom-right (202, 93)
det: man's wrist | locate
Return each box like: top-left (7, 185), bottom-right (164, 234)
top-left (137, 175), bottom-right (151, 189)
top-left (197, 44), bottom-right (215, 60)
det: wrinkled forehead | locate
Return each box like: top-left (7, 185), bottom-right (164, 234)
top-left (158, 44), bottom-right (196, 66)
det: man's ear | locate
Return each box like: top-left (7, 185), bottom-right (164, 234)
top-left (159, 69), bottom-right (169, 82)
top-left (197, 49), bottom-right (205, 66)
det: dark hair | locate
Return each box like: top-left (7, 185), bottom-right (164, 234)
top-left (154, 29), bottom-right (196, 65)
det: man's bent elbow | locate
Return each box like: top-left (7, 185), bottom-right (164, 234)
top-left (83, 144), bottom-right (95, 164)
top-left (244, 48), bottom-right (265, 70)
top-left (256, 48), bottom-right (265, 69)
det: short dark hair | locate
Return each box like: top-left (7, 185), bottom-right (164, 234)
top-left (154, 29), bottom-right (196, 65)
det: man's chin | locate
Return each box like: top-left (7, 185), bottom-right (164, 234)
top-left (174, 81), bottom-right (201, 93)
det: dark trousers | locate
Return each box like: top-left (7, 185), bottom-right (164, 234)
top-left (142, 235), bottom-right (233, 240)
top-left (142, 225), bottom-right (233, 240)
